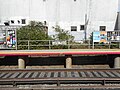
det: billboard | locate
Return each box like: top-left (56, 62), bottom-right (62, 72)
top-left (0, 26), bottom-right (17, 49)
top-left (107, 31), bottom-right (120, 41)
top-left (93, 31), bottom-right (107, 43)
top-left (6, 30), bottom-right (16, 48)
top-left (93, 31), bottom-right (100, 42)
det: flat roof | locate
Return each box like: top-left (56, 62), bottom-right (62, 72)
top-left (0, 49), bottom-right (120, 56)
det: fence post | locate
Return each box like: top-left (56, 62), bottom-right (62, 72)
top-left (92, 41), bottom-right (94, 49)
top-left (119, 42), bottom-right (120, 49)
top-left (109, 42), bottom-right (111, 49)
top-left (28, 40), bottom-right (30, 50)
top-left (88, 39), bottom-right (90, 49)
top-left (16, 41), bottom-right (18, 50)
top-left (49, 40), bottom-right (51, 49)
top-left (67, 40), bottom-right (69, 49)
top-left (68, 40), bottom-right (70, 49)
top-left (15, 29), bottom-right (17, 50)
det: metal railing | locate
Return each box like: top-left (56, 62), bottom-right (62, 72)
top-left (17, 40), bottom-right (120, 50)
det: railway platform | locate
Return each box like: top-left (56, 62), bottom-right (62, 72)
top-left (1, 49), bottom-right (120, 69)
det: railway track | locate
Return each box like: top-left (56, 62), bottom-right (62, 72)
top-left (0, 69), bottom-right (120, 89)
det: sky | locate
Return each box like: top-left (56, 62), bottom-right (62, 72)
top-left (113, 0), bottom-right (120, 11)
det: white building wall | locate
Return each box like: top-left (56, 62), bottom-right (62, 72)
top-left (86, 0), bottom-right (118, 38)
top-left (0, 0), bottom-right (118, 40)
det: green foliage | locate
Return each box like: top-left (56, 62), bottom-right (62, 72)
top-left (53, 25), bottom-right (74, 41)
top-left (17, 21), bottom-right (52, 50)
top-left (17, 22), bottom-right (75, 50)
top-left (17, 21), bottom-right (52, 40)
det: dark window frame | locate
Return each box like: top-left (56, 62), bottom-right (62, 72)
top-left (80, 25), bottom-right (85, 30)
top-left (71, 26), bottom-right (77, 31)
top-left (100, 26), bottom-right (106, 31)
top-left (11, 20), bottom-right (14, 24)
top-left (21, 19), bottom-right (26, 24)
top-left (18, 20), bottom-right (20, 24)
top-left (4, 22), bottom-right (9, 26)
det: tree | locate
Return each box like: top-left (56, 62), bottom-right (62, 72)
top-left (17, 21), bottom-right (52, 50)
top-left (17, 21), bottom-right (52, 40)
top-left (17, 22), bottom-right (74, 49)
top-left (53, 25), bottom-right (74, 41)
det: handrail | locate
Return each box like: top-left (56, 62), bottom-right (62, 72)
top-left (17, 40), bottom-right (120, 50)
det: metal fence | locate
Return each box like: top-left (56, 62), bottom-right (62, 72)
top-left (17, 40), bottom-right (120, 50)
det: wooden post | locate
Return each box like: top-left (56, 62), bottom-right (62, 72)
top-left (18, 57), bottom-right (26, 69)
top-left (114, 57), bottom-right (120, 68)
top-left (66, 55), bottom-right (72, 68)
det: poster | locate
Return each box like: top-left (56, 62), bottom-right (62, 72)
top-left (93, 31), bottom-right (107, 43)
top-left (99, 31), bottom-right (107, 43)
top-left (93, 31), bottom-right (100, 42)
top-left (107, 31), bottom-right (120, 41)
top-left (6, 30), bottom-right (16, 48)
top-left (0, 29), bottom-right (16, 49)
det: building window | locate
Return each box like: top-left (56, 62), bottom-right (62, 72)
top-left (74, 0), bottom-right (76, 2)
top-left (11, 20), bottom-right (14, 24)
top-left (71, 26), bottom-right (77, 31)
top-left (43, 0), bottom-right (46, 2)
top-left (80, 25), bottom-right (85, 30)
top-left (18, 20), bottom-right (20, 24)
top-left (100, 26), bottom-right (106, 31)
top-left (4, 22), bottom-right (9, 26)
top-left (21, 19), bottom-right (26, 24)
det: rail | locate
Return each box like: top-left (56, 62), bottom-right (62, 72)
top-left (17, 40), bottom-right (120, 50)
top-left (0, 69), bottom-right (120, 89)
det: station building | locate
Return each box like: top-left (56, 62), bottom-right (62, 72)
top-left (0, 0), bottom-right (118, 41)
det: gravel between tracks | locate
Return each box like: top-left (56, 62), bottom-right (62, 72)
top-left (0, 65), bottom-right (110, 70)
